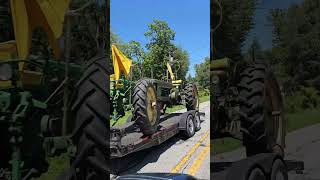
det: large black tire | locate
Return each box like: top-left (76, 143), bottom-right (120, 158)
top-left (62, 56), bottom-right (110, 180)
top-left (133, 79), bottom-right (160, 135)
top-left (185, 83), bottom-right (199, 111)
top-left (271, 159), bottom-right (288, 180)
top-left (238, 63), bottom-right (285, 157)
top-left (194, 112), bottom-right (201, 131)
top-left (182, 114), bottom-right (196, 138)
top-left (248, 168), bottom-right (267, 180)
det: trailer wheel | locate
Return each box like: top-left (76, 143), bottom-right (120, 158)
top-left (185, 83), bottom-right (199, 111)
top-left (182, 114), bottom-right (196, 138)
top-left (133, 79), bottom-right (160, 135)
top-left (271, 159), bottom-right (288, 180)
top-left (194, 112), bottom-right (201, 131)
top-left (63, 56), bottom-right (110, 180)
top-left (238, 63), bottom-right (285, 157)
top-left (248, 168), bottom-right (266, 180)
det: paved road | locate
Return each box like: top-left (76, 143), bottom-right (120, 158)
top-left (111, 101), bottom-right (210, 179)
top-left (212, 123), bottom-right (320, 180)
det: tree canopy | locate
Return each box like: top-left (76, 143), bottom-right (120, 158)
top-left (267, 0), bottom-right (320, 93)
top-left (111, 20), bottom-right (190, 81)
top-left (212, 0), bottom-right (256, 61)
top-left (194, 57), bottom-right (210, 89)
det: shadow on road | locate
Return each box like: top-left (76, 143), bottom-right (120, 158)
top-left (110, 132), bottom-right (186, 176)
top-left (210, 162), bottom-right (233, 173)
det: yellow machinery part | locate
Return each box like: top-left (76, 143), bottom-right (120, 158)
top-left (172, 80), bottom-right (182, 86)
top-left (3, 0), bottom-right (71, 89)
top-left (111, 45), bottom-right (132, 83)
top-left (0, 40), bottom-right (17, 60)
top-left (0, 81), bottom-right (13, 89)
top-left (166, 62), bottom-right (175, 81)
top-left (9, 0), bottom-right (71, 68)
top-left (211, 58), bottom-right (230, 70)
top-left (166, 62), bottom-right (183, 87)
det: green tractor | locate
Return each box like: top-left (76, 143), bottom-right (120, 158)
top-left (128, 61), bottom-right (200, 135)
top-left (211, 58), bottom-right (285, 156)
top-left (110, 45), bottom-right (135, 126)
top-left (210, 0), bottom-right (285, 157)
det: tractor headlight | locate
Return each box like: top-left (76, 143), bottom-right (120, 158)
top-left (0, 64), bottom-right (13, 81)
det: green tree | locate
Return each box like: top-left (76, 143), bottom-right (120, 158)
top-left (143, 20), bottom-right (176, 80)
top-left (212, 0), bottom-right (257, 61)
top-left (124, 41), bottom-right (145, 80)
top-left (170, 46), bottom-right (190, 81)
top-left (187, 74), bottom-right (194, 82)
top-left (268, 0), bottom-right (320, 93)
top-left (194, 57), bottom-right (210, 89)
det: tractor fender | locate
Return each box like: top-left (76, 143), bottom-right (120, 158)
top-left (178, 110), bottom-right (197, 130)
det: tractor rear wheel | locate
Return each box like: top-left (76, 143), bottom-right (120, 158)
top-left (64, 56), bottom-right (110, 180)
top-left (185, 83), bottom-right (199, 111)
top-left (133, 79), bottom-right (160, 135)
top-left (238, 62), bottom-right (285, 157)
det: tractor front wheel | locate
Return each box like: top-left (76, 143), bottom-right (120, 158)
top-left (132, 79), bottom-right (160, 135)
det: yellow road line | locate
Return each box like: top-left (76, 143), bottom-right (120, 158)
top-left (187, 141), bottom-right (210, 176)
top-left (171, 130), bottom-right (209, 173)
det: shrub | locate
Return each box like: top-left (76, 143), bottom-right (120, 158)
top-left (198, 88), bottom-right (210, 97)
top-left (284, 86), bottom-right (320, 113)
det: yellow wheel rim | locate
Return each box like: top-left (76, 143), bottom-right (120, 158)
top-left (147, 86), bottom-right (157, 125)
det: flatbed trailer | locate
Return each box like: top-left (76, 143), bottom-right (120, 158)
top-left (110, 110), bottom-right (204, 173)
top-left (110, 110), bottom-right (203, 158)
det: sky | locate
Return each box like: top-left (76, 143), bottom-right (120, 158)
top-left (110, 0), bottom-right (210, 77)
top-left (243, 0), bottom-right (304, 51)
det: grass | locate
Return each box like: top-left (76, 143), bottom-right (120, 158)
top-left (112, 111), bottom-right (132, 127)
top-left (32, 153), bottom-right (69, 180)
top-left (212, 138), bottom-right (242, 155)
top-left (199, 95), bottom-right (210, 103)
top-left (286, 108), bottom-right (320, 132)
top-left (212, 108), bottom-right (320, 155)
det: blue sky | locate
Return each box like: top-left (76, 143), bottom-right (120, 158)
top-left (111, 0), bottom-right (210, 77)
top-left (243, 0), bottom-right (304, 51)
